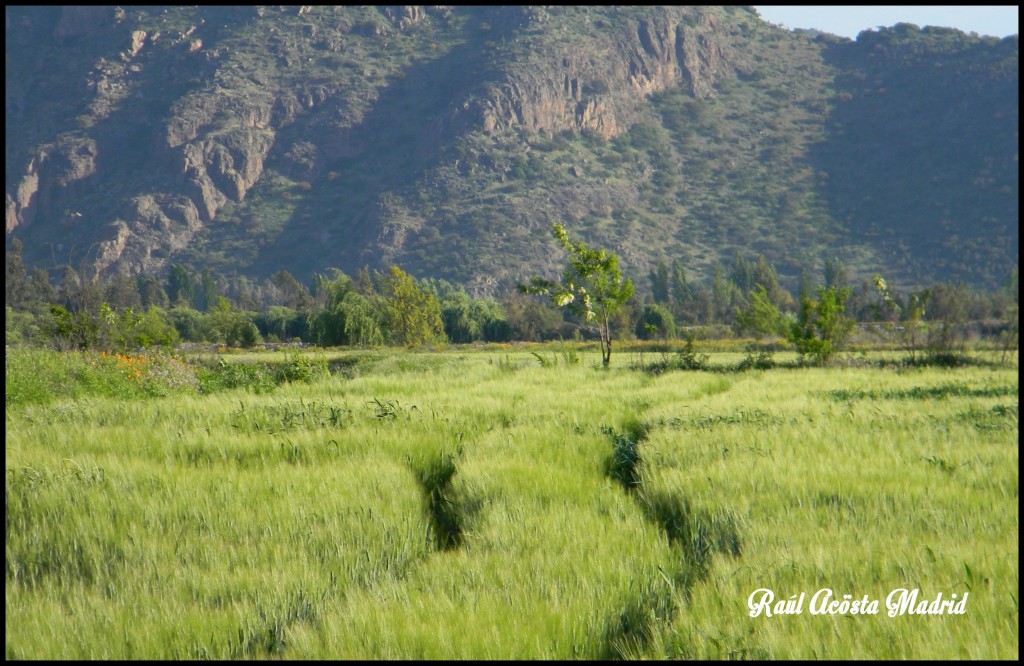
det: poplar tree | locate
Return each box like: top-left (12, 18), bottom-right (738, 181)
top-left (380, 265), bottom-right (444, 347)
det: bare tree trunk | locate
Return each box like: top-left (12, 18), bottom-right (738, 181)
top-left (601, 312), bottom-right (611, 366)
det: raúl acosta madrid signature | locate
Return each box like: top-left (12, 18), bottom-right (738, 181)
top-left (747, 588), bottom-right (968, 618)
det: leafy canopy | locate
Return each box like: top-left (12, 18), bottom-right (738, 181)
top-left (519, 223), bottom-right (634, 365)
top-left (521, 224), bottom-right (634, 320)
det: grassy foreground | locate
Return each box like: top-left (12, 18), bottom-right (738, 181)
top-left (5, 347), bottom-right (1019, 659)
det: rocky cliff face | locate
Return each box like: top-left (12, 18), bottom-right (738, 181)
top-left (472, 7), bottom-right (740, 139)
top-left (5, 136), bottom-right (99, 234)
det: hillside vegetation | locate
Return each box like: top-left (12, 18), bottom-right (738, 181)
top-left (5, 6), bottom-right (1018, 295)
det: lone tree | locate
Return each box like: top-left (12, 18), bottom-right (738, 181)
top-left (519, 223), bottom-right (634, 366)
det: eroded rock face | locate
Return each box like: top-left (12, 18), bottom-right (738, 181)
top-left (181, 127), bottom-right (275, 216)
top-left (5, 137), bottom-right (99, 234)
top-left (384, 6), bottom-right (428, 32)
top-left (6, 170), bottom-right (39, 234)
top-left (471, 7), bottom-right (735, 140)
top-left (128, 30), bottom-right (146, 57)
top-left (165, 92), bottom-right (275, 149)
top-left (93, 195), bottom-right (203, 276)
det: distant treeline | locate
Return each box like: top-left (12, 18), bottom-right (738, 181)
top-left (5, 239), bottom-right (1018, 357)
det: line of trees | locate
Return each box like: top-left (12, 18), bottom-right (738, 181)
top-left (5, 240), bottom-right (569, 351)
top-left (4, 237), bottom-right (1018, 366)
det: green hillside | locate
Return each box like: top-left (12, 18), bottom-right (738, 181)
top-left (5, 6), bottom-right (1018, 296)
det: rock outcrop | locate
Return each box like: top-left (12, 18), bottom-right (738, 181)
top-left (93, 194), bottom-right (203, 277)
top-left (180, 128), bottom-right (275, 221)
top-left (473, 7), bottom-right (737, 139)
top-left (5, 136), bottom-right (98, 234)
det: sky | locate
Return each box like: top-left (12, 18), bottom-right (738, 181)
top-left (753, 6), bottom-right (1019, 40)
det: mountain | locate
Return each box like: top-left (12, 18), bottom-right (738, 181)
top-left (5, 6), bottom-right (1018, 296)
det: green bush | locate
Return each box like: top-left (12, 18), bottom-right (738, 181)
top-left (134, 306), bottom-right (180, 348)
top-left (635, 303), bottom-right (677, 340)
top-left (6, 306), bottom-right (46, 346)
top-left (194, 353), bottom-right (330, 395)
top-left (37, 303), bottom-right (179, 352)
top-left (235, 321), bottom-right (263, 348)
top-left (195, 359), bottom-right (272, 394)
top-left (275, 353), bottom-right (329, 384)
top-left (675, 333), bottom-right (710, 370)
top-left (788, 286), bottom-right (855, 365)
top-left (736, 345), bottom-right (776, 370)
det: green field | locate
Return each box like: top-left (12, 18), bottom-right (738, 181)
top-left (5, 347), bottom-right (1019, 659)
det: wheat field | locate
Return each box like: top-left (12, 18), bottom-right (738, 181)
top-left (5, 348), bottom-right (1018, 659)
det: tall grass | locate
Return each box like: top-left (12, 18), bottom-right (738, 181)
top-left (5, 348), bottom-right (1018, 658)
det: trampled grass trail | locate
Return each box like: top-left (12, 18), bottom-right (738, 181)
top-left (5, 349), bottom-right (1019, 659)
